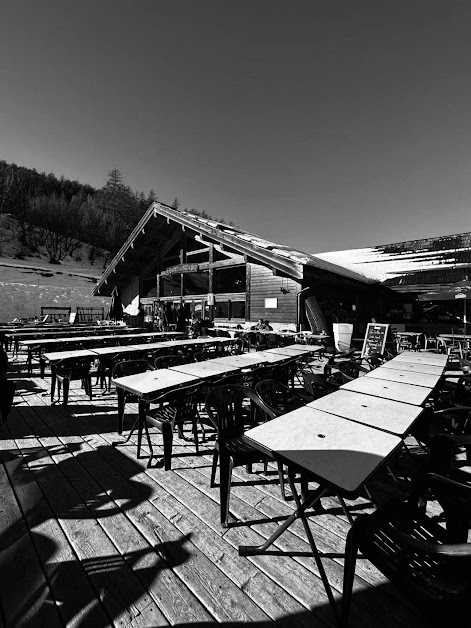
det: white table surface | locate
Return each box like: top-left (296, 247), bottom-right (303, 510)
top-left (265, 346), bottom-right (319, 357)
top-left (244, 406), bottom-right (402, 496)
top-left (393, 351), bottom-right (448, 367)
top-left (380, 360), bottom-right (445, 375)
top-left (44, 349), bottom-right (98, 362)
top-left (308, 389), bottom-right (424, 437)
top-left (111, 369), bottom-right (200, 397)
top-left (90, 346), bottom-right (142, 356)
top-left (169, 361), bottom-right (240, 378)
top-left (238, 350), bottom-right (291, 364)
top-left (363, 366), bottom-right (442, 389)
top-left (211, 354), bottom-right (267, 368)
top-left (340, 376), bottom-right (433, 406)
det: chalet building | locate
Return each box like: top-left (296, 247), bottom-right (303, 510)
top-left (318, 231), bottom-right (471, 329)
top-left (93, 203), bottom-right (382, 333)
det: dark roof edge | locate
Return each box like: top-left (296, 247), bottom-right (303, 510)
top-left (93, 202), bottom-right (157, 294)
top-left (94, 202), bottom-right (374, 295)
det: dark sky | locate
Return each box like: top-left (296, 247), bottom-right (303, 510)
top-left (1, 1), bottom-right (471, 252)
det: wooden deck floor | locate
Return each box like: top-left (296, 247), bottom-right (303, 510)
top-left (1, 356), bottom-right (434, 627)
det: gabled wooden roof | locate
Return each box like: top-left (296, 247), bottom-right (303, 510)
top-left (94, 202), bottom-right (374, 296)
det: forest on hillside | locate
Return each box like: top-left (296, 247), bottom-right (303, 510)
top-left (0, 161), bottom-right (159, 265)
top-left (0, 161), bottom-right (236, 267)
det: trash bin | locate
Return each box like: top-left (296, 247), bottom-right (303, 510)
top-left (333, 323), bottom-right (353, 353)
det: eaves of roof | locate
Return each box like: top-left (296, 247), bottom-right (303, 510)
top-left (94, 203), bottom-right (372, 296)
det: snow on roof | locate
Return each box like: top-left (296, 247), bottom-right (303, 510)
top-left (177, 209), bottom-right (374, 283)
top-left (316, 245), bottom-right (470, 283)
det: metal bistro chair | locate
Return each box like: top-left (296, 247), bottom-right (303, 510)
top-left (138, 382), bottom-right (202, 469)
top-left (205, 384), bottom-right (280, 527)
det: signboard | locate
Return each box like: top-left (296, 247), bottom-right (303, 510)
top-left (361, 323), bottom-right (391, 357)
top-left (163, 263), bottom-right (199, 276)
top-left (455, 293), bottom-right (466, 299)
top-left (265, 298), bottom-right (278, 309)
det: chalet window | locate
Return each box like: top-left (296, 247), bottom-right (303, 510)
top-left (214, 301), bottom-right (229, 319)
top-left (161, 274), bottom-right (181, 297)
top-left (231, 301), bottom-right (245, 319)
top-left (185, 271), bottom-right (209, 295)
top-left (142, 278), bottom-right (157, 297)
top-left (214, 299), bottom-right (245, 320)
top-left (162, 242), bottom-right (181, 267)
top-left (214, 266), bottom-right (246, 293)
top-left (186, 251), bottom-right (209, 264)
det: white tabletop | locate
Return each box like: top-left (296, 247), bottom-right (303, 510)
top-left (307, 389), bottom-right (424, 437)
top-left (393, 351), bottom-right (448, 366)
top-left (111, 369), bottom-right (199, 397)
top-left (265, 346), bottom-right (319, 357)
top-left (44, 349), bottom-right (97, 362)
top-left (340, 376), bottom-right (433, 406)
top-left (238, 350), bottom-right (290, 364)
top-left (90, 346), bottom-right (142, 356)
top-left (170, 361), bottom-right (240, 378)
top-left (363, 366), bottom-right (442, 389)
top-left (20, 330), bottom-right (181, 347)
top-left (380, 360), bottom-right (445, 375)
top-left (211, 354), bottom-right (267, 368)
top-left (244, 406), bottom-right (402, 496)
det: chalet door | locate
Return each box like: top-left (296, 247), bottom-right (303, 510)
top-left (165, 301), bottom-right (180, 326)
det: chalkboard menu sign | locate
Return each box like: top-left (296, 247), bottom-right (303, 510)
top-left (361, 323), bottom-right (391, 357)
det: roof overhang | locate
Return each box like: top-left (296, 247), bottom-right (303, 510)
top-left (94, 202), bottom-right (373, 297)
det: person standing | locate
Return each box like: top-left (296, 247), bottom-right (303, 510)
top-left (176, 301), bottom-right (190, 333)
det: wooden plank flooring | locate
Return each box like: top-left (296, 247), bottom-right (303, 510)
top-left (0, 355), bottom-right (436, 627)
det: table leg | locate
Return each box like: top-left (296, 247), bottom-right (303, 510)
top-left (50, 365), bottom-right (57, 402)
top-left (239, 480), bottom-right (328, 556)
top-left (239, 470), bottom-right (340, 626)
top-left (117, 388), bottom-right (125, 434)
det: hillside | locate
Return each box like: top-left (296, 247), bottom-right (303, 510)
top-left (0, 214), bottom-right (112, 323)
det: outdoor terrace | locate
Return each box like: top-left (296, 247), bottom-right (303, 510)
top-left (1, 353), bottom-right (434, 627)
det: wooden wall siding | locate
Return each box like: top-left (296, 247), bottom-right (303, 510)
top-left (249, 264), bottom-right (299, 324)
